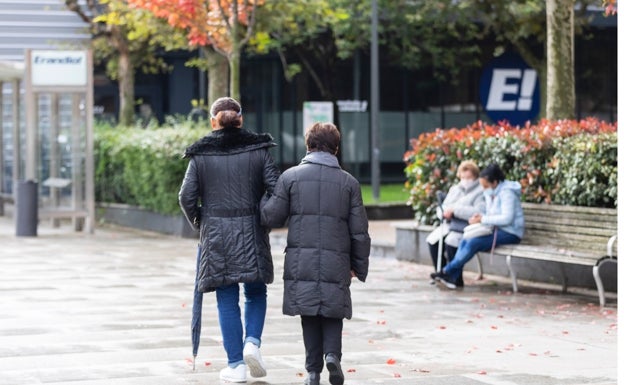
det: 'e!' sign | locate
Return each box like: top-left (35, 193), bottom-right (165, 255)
top-left (479, 52), bottom-right (540, 126)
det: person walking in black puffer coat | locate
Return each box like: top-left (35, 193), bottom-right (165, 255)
top-left (261, 122), bottom-right (370, 385)
top-left (179, 97), bottom-right (280, 383)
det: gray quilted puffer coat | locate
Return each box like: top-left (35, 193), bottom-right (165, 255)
top-left (260, 151), bottom-right (370, 319)
top-left (179, 127), bottom-right (280, 292)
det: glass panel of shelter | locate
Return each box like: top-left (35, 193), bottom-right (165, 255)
top-left (36, 92), bottom-right (87, 230)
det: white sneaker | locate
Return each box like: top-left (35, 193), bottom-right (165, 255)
top-left (243, 342), bottom-right (267, 378)
top-left (219, 364), bottom-right (247, 383)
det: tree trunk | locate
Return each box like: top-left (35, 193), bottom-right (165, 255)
top-left (546, 0), bottom-right (575, 119)
top-left (117, 42), bottom-right (135, 127)
top-left (229, 50), bottom-right (240, 102)
top-left (203, 47), bottom-right (229, 106)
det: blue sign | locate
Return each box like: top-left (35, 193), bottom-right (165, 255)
top-left (479, 52), bottom-right (540, 126)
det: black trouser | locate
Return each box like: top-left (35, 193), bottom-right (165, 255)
top-left (301, 315), bottom-right (343, 373)
top-left (429, 242), bottom-right (458, 270)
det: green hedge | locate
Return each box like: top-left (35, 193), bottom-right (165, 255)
top-left (403, 118), bottom-right (617, 224)
top-left (95, 123), bottom-right (207, 215)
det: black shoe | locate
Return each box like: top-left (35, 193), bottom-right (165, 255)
top-left (436, 273), bottom-right (457, 290)
top-left (304, 371), bottom-right (320, 385)
top-left (457, 275), bottom-right (464, 288)
top-left (325, 353), bottom-right (344, 385)
top-left (430, 272), bottom-right (442, 283)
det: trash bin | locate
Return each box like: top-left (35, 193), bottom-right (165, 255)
top-left (16, 180), bottom-right (38, 237)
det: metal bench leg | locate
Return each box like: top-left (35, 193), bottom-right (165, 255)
top-left (506, 255), bottom-right (518, 293)
top-left (592, 265), bottom-right (606, 307)
top-left (475, 252), bottom-right (483, 280)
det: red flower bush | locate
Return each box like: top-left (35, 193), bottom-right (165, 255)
top-left (404, 118), bottom-right (617, 224)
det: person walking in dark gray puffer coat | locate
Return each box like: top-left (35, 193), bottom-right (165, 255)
top-left (261, 122), bottom-right (370, 385)
top-left (179, 97), bottom-right (280, 383)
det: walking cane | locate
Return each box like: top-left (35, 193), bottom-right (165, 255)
top-left (435, 191), bottom-right (446, 273)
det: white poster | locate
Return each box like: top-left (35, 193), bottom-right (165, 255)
top-left (302, 101), bottom-right (333, 136)
top-left (31, 50), bottom-right (87, 86)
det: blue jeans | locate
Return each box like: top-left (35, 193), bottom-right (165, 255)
top-left (216, 282), bottom-right (267, 367)
top-left (443, 229), bottom-right (520, 282)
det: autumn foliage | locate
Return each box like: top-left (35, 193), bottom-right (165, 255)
top-left (129, 0), bottom-right (261, 50)
top-left (603, 0), bottom-right (617, 15)
top-left (403, 118), bottom-right (617, 224)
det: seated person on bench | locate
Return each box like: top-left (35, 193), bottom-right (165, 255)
top-left (426, 160), bottom-right (485, 287)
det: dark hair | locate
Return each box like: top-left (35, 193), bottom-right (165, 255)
top-left (210, 97), bottom-right (242, 128)
top-left (305, 122), bottom-right (341, 154)
top-left (479, 163), bottom-right (506, 183)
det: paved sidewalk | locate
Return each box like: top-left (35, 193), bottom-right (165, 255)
top-left (0, 216), bottom-right (618, 385)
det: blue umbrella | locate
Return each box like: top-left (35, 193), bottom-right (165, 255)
top-left (191, 245), bottom-right (202, 371)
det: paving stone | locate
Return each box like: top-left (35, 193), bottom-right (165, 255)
top-left (0, 216), bottom-right (617, 385)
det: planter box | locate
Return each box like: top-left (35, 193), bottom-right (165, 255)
top-left (97, 203), bottom-right (198, 239)
top-left (97, 202), bottom-right (413, 238)
top-left (365, 203), bottom-right (413, 220)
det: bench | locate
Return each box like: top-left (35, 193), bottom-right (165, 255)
top-left (474, 203), bottom-right (617, 306)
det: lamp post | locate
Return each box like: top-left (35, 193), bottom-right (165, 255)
top-left (370, 0), bottom-right (380, 201)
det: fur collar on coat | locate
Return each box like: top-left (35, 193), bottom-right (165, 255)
top-left (183, 127), bottom-right (275, 158)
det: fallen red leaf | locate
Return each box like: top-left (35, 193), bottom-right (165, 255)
top-left (393, 373), bottom-right (402, 378)
top-left (438, 325), bottom-right (447, 330)
top-left (491, 325), bottom-right (498, 330)
top-left (386, 358), bottom-right (396, 365)
top-left (477, 370), bottom-right (487, 375)
top-left (377, 320), bottom-right (386, 325)
top-left (347, 368), bottom-right (356, 373)
top-left (204, 361), bottom-right (211, 366)
top-left (296, 372), bottom-right (304, 377)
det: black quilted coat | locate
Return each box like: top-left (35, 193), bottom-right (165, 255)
top-left (179, 127), bottom-right (280, 292)
top-left (260, 151), bottom-right (370, 319)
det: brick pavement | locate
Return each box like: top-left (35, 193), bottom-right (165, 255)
top-left (0, 216), bottom-right (618, 385)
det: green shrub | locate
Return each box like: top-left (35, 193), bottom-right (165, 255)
top-left (95, 123), bottom-right (208, 215)
top-left (403, 118), bottom-right (617, 224)
top-left (549, 133), bottom-right (617, 207)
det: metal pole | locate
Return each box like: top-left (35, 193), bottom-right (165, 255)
top-left (370, 0), bottom-right (380, 201)
top-left (25, 50), bottom-right (37, 181)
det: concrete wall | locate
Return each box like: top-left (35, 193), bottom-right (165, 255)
top-left (97, 203), bottom-right (197, 239)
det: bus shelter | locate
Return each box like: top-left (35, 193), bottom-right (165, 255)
top-left (0, 50), bottom-right (95, 233)
top-left (0, 60), bottom-right (24, 217)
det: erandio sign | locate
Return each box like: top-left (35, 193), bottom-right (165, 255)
top-left (30, 50), bottom-right (88, 87)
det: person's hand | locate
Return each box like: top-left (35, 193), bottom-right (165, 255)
top-left (469, 213), bottom-right (482, 224)
top-left (443, 209), bottom-right (454, 219)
